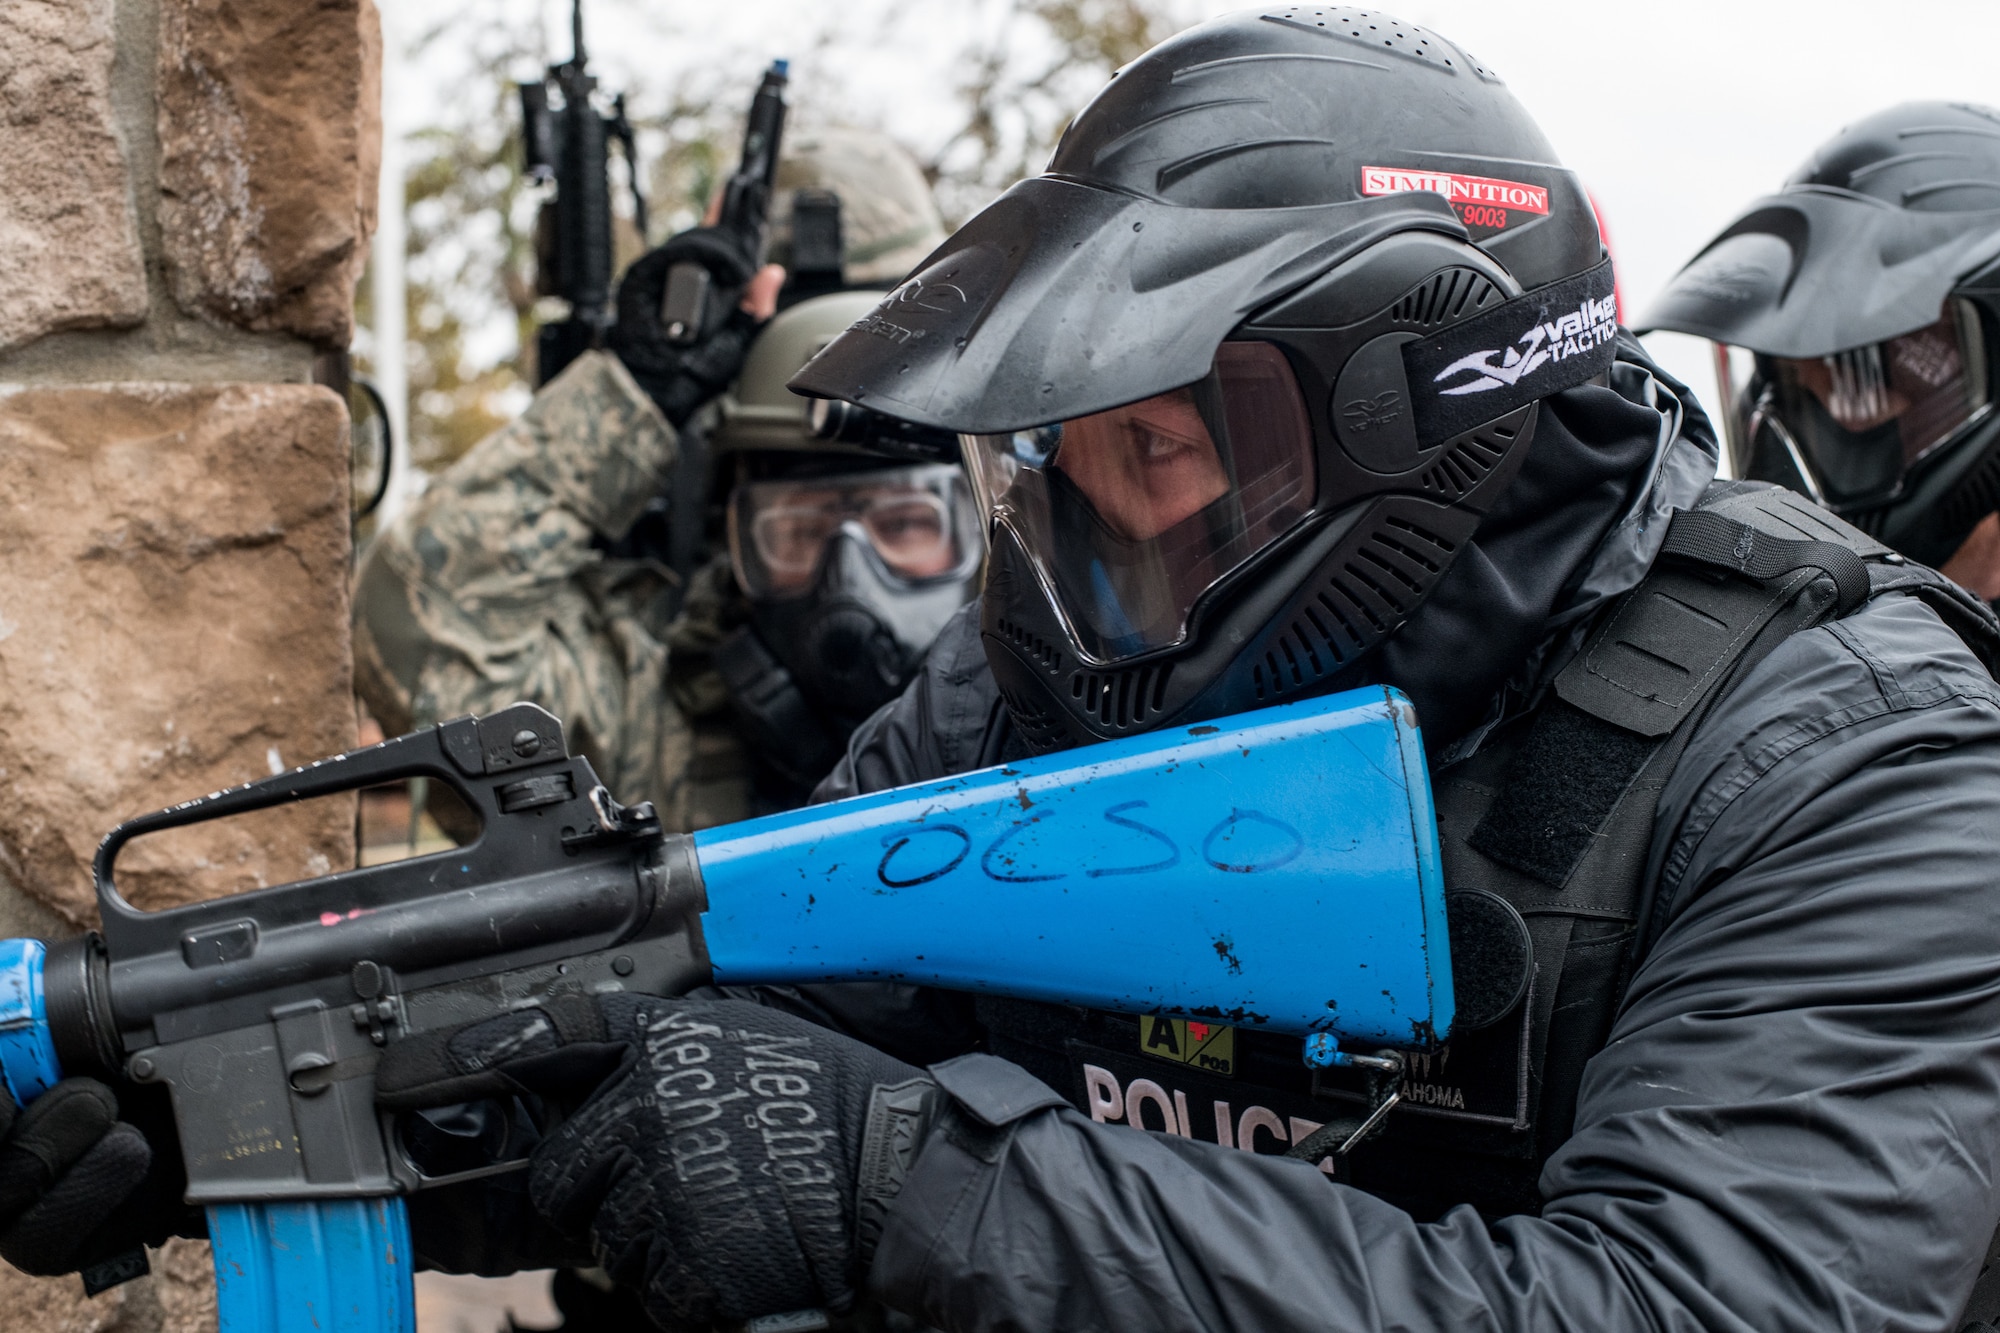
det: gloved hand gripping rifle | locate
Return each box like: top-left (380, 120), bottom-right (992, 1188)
top-left (658, 59), bottom-right (789, 344)
top-left (0, 688), bottom-right (1455, 1331)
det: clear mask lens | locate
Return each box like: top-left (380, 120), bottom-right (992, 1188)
top-left (962, 341), bottom-right (1317, 664)
top-left (729, 463), bottom-right (977, 599)
top-left (1743, 300), bottom-right (1992, 506)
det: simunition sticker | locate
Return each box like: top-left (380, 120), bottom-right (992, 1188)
top-left (1137, 1016), bottom-right (1236, 1077)
top-left (1361, 165), bottom-right (1550, 234)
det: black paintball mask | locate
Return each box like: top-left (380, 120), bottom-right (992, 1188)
top-left (1642, 102), bottom-right (2000, 570)
top-left (727, 457), bottom-right (981, 724)
top-left (792, 6), bottom-right (1616, 751)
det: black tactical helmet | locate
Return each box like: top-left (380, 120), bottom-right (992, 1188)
top-left (1642, 102), bottom-right (2000, 569)
top-left (792, 7), bottom-right (1615, 750)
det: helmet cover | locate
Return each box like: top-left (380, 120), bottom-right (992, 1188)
top-left (765, 127), bottom-right (950, 286)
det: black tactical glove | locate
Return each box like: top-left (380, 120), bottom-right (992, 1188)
top-left (609, 228), bottom-right (767, 428)
top-left (376, 995), bottom-right (939, 1330)
top-left (397, 1098), bottom-right (596, 1277)
top-left (0, 1076), bottom-right (201, 1281)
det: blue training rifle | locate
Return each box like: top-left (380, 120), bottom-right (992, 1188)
top-left (0, 685), bottom-right (1453, 1332)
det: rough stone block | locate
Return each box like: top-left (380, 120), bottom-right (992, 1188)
top-left (0, 384), bottom-right (356, 923)
top-left (152, 1240), bottom-right (218, 1333)
top-left (0, 1237), bottom-right (220, 1332)
top-left (157, 0), bottom-right (382, 347)
top-left (0, 0), bottom-right (149, 353)
top-left (0, 1261), bottom-right (131, 1331)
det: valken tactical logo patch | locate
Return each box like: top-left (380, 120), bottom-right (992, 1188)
top-left (1398, 257), bottom-right (1620, 448)
top-left (1431, 292), bottom-right (1619, 397)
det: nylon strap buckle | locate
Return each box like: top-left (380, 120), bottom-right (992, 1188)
top-left (1287, 1047), bottom-right (1403, 1161)
top-left (1659, 507), bottom-right (1871, 617)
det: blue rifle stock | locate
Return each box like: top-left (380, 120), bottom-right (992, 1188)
top-left (0, 686), bottom-right (1452, 1331)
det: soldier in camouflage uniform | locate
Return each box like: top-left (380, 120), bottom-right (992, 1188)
top-left (352, 130), bottom-right (963, 833)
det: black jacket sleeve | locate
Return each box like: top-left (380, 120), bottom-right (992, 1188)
top-left (870, 592), bottom-right (2000, 1333)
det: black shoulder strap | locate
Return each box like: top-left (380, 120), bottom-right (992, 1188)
top-left (1438, 482), bottom-right (1908, 1157)
top-left (711, 627), bottom-right (842, 789)
top-left (1471, 482), bottom-right (1868, 887)
top-left (1426, 480), bottom-right (2000, 1179)
top-left (1476, 477), bottom-right (2000, 943)
top-left (1699, 480), bottom-right (2000, 674)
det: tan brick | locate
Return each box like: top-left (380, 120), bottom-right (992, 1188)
top-left (0, 1239), bottom-right (220, 1333)
top-left (0, 1262), bottom-right (133, 1330)
top-left (152, 1240), bottom-right (217, 1333)
top-left (0, 0), bottom-right (149, 353)
top-left (0, 384), bottom-right (356, 923)
top-left (156, 0), bottom-right (382, 347)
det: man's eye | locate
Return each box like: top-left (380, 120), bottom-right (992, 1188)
top-left (1137, 427), bottom-right (1197, 461)
top-left (872, 508), bottom-right (944, 545)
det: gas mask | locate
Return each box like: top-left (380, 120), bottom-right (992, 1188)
top-left (727, 461), bottom-right (981, 724)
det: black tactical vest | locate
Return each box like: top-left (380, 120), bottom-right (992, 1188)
top-left (977, 482), bottom-right (2000, 1231)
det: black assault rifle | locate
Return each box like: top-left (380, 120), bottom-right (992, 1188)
top-left (0, 690), bottom-right (1450, 1329)
top-left (521, 0), bottom-right (648, 385)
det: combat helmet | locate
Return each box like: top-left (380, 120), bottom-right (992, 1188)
top-left (763, 127), bottom-right (950, 294)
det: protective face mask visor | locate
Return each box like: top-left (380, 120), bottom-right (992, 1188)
top-left (962, 341), bottom-right (1317, 665)
top-left (729, 462), bottom-right (979, 600)
top-left (1727, 299), bottom-right (1992, 508)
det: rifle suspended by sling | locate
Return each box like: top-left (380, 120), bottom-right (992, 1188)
top-left (520, 0), bottom-right (648, 384)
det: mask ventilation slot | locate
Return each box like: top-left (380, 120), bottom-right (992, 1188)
top-left (997, 682), bottom-right (1069, 752)
top-left (1263, 8), bottom-right (1485, 77)
top-left (1071, 663), bottom-right (1174, 731)
top-left (994, 616), bottom-right (1063, 673)
top-left (1388, 268), bottom-right (1502, 330)
top-left (1419, 418), bottom-right (1520, 500)
top-left (1251, 513), bottom-right (1458, 701)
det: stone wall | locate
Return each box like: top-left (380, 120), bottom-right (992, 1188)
top-left (0, 0), bottom-right (379, 1327)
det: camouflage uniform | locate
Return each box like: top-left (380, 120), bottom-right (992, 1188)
top-left (352, 350), bottom-right (756, 831)
top-left (355, 129), bottom-right (951, 837)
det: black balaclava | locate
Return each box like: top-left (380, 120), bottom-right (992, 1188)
top-left (1374, 334), bottom-right (1719, 751)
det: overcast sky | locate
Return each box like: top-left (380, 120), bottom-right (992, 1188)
top-left (388, 0), bottom-right (2000, 425)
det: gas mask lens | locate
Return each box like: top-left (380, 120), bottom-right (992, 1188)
top-left (962, 341), bottom-right (1317, 664)
top-left (1740, 300), bottom-right (1991, 507)
top-left (729, 463), bottom-right (977, 599)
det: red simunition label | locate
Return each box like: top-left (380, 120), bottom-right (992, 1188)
top-left (1360, 166), bottom-right (1550, 216)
